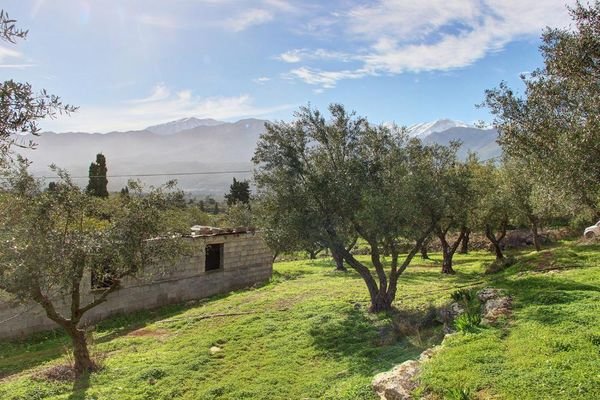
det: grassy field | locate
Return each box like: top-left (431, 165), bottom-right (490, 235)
top-left (419, 243), bottom-right (600, 399)
top-left (0, 242), bottom-right (598, 399)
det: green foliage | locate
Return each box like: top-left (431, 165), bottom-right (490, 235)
top-left (1, 244), bottom-right (599, 399)
top-left (453, 312), bottom-right (482, 334)
top-left (0, 163), bottom-right (184, 372)
top-left (420, 242), bottom-right (600, 400)
top-left (139, 367), bottom-right (167, 381)
top-left (0, 251), bottom-right (490, 399)
top-left (484, 2), bottom-right (600, 215)
top-left (0, 11), bottom-right (76, 165)
top-left (444, 387), bottom-right (475, 400)
top-left (451, 288), bottom-right (475, 303)
top-left (450, 288), bottom-right (482, 333)
top-left (224, 177), bottom-right (250, 206)
top-left (86, 153), bottom-right (109, 198)
top-left (222, 202), bottom-right (254, 228)
top-left (254, 103), bottom-right (459, 311)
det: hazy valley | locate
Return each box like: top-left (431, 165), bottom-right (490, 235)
top-left (21, 117), bottom-right (500, 195)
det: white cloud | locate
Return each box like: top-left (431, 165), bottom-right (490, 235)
top-left (276, 48), bottom-right (356, 63)
top-left (277, 50), bottom-right (303, 63)
top-left (41, 84), bottom-right (293, 133)
top-left (346, 0), bottom-right (480, 41)
top-left (225, 9), bottom-right (274, 32)
top-left (0, 64), bottom-right (35, 69)
top-left (0, 46), bottom-right (22, 62)
top-left (253, 77), bottom-right (271, 84)
top-left (284, 0), bottom-right (577, 89)
top-left (128, 83), bottom-right (170, 104)
top-left (287, 67), bottom-right (369, 89)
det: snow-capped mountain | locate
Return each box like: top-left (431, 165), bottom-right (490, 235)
top-left (407, 119), bottom-right (471, 138)
top-left (145, 117), bottom-right (226, 135)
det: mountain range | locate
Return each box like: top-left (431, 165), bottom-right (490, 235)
top-left (18, 118), bottom-right (500, 196)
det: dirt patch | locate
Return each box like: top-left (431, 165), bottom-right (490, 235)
top-left (34, 361), bottom-right (102, 382)
top-left (536, 251), bottom-right (556, 271)
top-left (127, 327), bottom-right (170, 338)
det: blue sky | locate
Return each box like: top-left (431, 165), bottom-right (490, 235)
top-left (1, 0), bottom-right (576, 132)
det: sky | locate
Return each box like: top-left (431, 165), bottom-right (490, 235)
top-left (1, 0), bottom-right (577, 133)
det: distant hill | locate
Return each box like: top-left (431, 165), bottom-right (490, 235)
top-left (18, 118), bottom-right (500, 195)
top-left (423, 126), bottom-right (500, 161)
top-left (19, 119), bottom-right (267, 196)
top-left (407, 118), bottom-right (470, 138)
top-left (146, 117), bottom-right (226, 135)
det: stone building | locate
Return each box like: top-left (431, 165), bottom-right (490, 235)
top-left (0, 229), bottom-right (272, 340)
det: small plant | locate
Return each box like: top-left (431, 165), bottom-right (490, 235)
top-left (451, 288), bottom-right (475, 303)
top-left (139, 367), bottom-right (167, 381)
top-left (444, 387), bottom-right (474, 400)
top-left (449, 289), bottom-right (482, 333)
top-left (454, 313), bottom-right (481, 333)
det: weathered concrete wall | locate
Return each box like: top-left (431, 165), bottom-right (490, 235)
top-left (0, 232), bottom-right (272, 340)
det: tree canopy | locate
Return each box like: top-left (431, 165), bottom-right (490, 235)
top-left (484, 1), bottom-right (600, 216)
top-left (254, 104), bottom-right (457, 311)
top-left (0, 10), bottom-right (76, 165)
top-left (0, 164), bottom-right (182, 376)
top-left (86, 153), bottom-right (109, 198)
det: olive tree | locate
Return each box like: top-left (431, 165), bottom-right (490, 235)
top-left (414, 142), bottom-right (471, 274)
top-left (470, 161), bottom-right (511, 261)
top-left (0, 165), bottom-right (181, 376)
top-left (484, 1), bottom-right (600, 217)
top-left (253, 104), bottom-right (445, 312)
top-left (0, 10), bottom-right (76, 165)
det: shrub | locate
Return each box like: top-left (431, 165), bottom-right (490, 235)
top-left (449, 288), bottom-right (482, 333)
top-left (451, 288), bottom-right (475, 303)
top-left (454, 313), bottom-right (481, 333)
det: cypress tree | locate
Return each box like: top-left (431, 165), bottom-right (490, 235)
top-left (224, 178), bottom-right (250, 206)
top-left (87, 153), bottom-right (109, 198)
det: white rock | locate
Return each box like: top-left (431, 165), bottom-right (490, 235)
top-left (372, 360), bottom-right (420, 400)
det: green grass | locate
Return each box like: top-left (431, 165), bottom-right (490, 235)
top-left (419, 243), bottom-right (600, 399)
top-left (0, 244), bottom-right (598, 399)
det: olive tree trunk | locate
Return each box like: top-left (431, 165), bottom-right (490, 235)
top-left (420, 238), bottom-right (430, 260)
top-left (458, 228), bottom-right (470, 254)
top-left (530, 218), bottom-right (541, 251)
top-left (31, 277), bottom-right (119, 378)
top-left (485, 223), bottom-right (507, 261)
top-left (437, 227), bottom-right (466, 274)
top-left (330, 228), bottom-right (432, 313)
top-left (331, 248), bottom-right (347, 271)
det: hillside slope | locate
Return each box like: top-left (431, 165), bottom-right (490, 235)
top-left (1, 243), bottom-right (598, 399)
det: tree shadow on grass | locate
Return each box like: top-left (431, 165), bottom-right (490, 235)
top-left (308, 306), bottom-right (442, 377)
top-left (67, 373), bottom-right (91, 400)
top-left (491, 274), bottom-right (600, 326)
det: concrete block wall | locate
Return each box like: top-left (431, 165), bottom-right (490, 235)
top-left (0, 232), bottom-right (272, 340)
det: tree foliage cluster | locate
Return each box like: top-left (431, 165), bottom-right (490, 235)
top-left (254, 104), bottom-right (483, 311)
top-left (86, 153), bottom-right (109, 198)
top-left (0, 11), bottom-right (76, 166)
top-left (484, 1), bottom-right (600, 219)
top-left (0, 163), bottom-right (187, 375)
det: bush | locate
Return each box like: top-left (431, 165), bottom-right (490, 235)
top-left (453, 313), bottom-right (481, 333)
top-left (451, 288), bottom-right (475, 303)
top-left (449, 288), bottom-right (482, 333)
